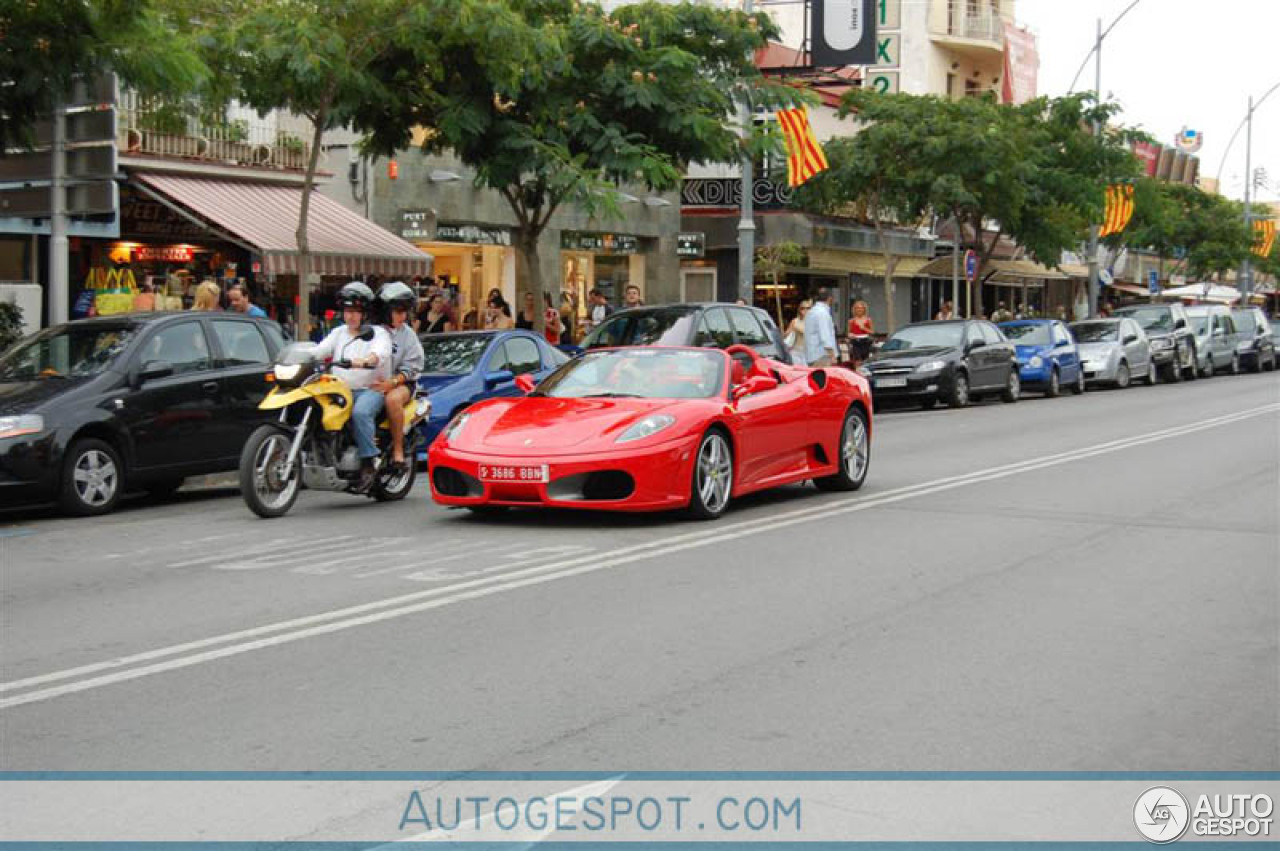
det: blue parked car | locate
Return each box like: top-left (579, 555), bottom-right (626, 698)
top-left (997, 319), bottom-right (1085, 397)
top-left (415, 330), bottom-right (570, 456)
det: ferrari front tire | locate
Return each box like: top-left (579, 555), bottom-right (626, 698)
top-left (815, 406), bottom-right (870, 492)
top-left (683, 429), bottom-right (733, 520)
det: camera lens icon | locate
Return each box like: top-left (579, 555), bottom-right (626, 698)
top-left (1134, 786), bottom-right (1190, 843)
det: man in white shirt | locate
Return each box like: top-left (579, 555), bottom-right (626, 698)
top-left (803, 287), bottom-right (838, 367)
top-left (312, 282), bottom-right (391, 491)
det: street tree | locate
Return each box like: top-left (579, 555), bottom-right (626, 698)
top-left (357, 0), bottom-right (804, 332)
top-left (754, 241), bottom-right (805, 329)
top-left (0, 0), bottom-right (207, 150)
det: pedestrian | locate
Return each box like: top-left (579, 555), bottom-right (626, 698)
top-left (1099, 301), bottom-right (1114, 318)
top-left (516, 291), bottom-right (537, 330)
top-left (131, 280), bottom-right (156, 312)
top-left (226, 282), bottom-right (268, 318)
top-left (420, 293), bottom-right (454, 334)
top-left (991, 301), bottom-right (1013, 323)
top-left (191, 280), bottom-right (222, 311)
top-left (623, 284), bottom-right (644, 309)
top-left (784, 300), bottom-right (811, 366)
top-left (483, 294), bottom-right (515, 330)
top-left (543, 293), bottom-right (564, 345)
top-left (803, 287), bottom-right (837, 368)
top-left (934, 300), bottom-right (955, 321)
top-left (585, 288), bottom-right (613, 334)
top-left (559, 291), bottom-right (577, 344)
top-left (847, 299), bottom-right (874, 366)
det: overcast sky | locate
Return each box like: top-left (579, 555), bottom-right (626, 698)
top-left (1016, 0), bottom-right (1277, 204)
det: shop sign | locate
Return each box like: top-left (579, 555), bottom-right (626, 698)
top-left (561, 231), bottom-right (639, 254)
top-left (399, 210), bottom-right (434, 240)
top-left (120, 192), bottom-right (209, 240)
top-left (680, 178), bottom-right (792, 210)
top-left (677, 232), bottom-right (705, 258)
top-left (132, 244), bottom-right (194, 263)
top-left (436, 223), bottom-right (512, 246)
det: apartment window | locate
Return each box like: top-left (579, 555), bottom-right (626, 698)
top-left (964, 78), bottom-right (983, 98)
top-left (946, 74), bottom-right (957, 99)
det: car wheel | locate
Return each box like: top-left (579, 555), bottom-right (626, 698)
top-left (1268, 351), bottom-right (1277, 372)
top-left (683, 429), bottom-right (733, 520)
top-left (1045, 368), bottom-right (1060, 398)
top-left (59, 438), bottom-right (123, 516)
top-left (948, 372), bottom-right (970, 408)
top-left (1230, 353), bottom-right (1240, 375)
top-left (239, 425), bottom-right (301, 519)
top-left (1001, 369), bottom-right (1020, 402)
top-left (1143, 359), bottom-right (1158, 385)
top-left (1202, 353), bottom-right (1215, 378)
top-left (373, 458), bottom-right (417, 502)
top-left (1183, 344), bottom-right (1198, 380)
top-left (145, 478), bottom-right (186, 500)
top-left (815, 406), bottom-right (870, 492)
top-left (1115, 361), bottom-right (1131, 389)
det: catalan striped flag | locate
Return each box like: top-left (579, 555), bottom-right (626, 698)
top-left (1098, 183), bottom-right (1135, 238)
top-left (776, 107), bottom-right (829, 187)
top-left (1254, 219), bottom-right (1277, 257)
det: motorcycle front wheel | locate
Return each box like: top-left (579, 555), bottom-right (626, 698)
top-left (240, 424), bottom-right (302, 518)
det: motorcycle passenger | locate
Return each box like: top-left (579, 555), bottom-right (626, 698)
top-left (374, 281), bottom-right (425, 472)
top-left (312, 281), bottom-right (391, 492)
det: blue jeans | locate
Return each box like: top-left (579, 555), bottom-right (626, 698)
top-left (351, 389), bottom-right (385, 459)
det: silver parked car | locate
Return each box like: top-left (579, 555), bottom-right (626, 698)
top-left (1069, 318), bottom-right (1157, 388)
top-left (1185, 305), bottom-right (1241, 377)
top-left (1230, 307), bottom-right (1277, 372)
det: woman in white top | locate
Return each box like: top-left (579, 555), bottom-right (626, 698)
top-left (784, 300), bottom-right (812, 365)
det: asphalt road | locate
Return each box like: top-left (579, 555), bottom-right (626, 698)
top-left (1, 371), bottom-right (1277, 771)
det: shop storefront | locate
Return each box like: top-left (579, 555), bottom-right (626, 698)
top-left (399, 214), bottom-right (515, 326)
top-left (560, 230), bottom-right (647, 319)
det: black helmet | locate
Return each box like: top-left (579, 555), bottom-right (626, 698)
top-left (378, 280), bottom-right (416, 311)
top-left (336, 281), bottom-right (375, 312)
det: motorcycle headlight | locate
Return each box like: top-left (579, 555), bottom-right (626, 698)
top-left (616, 414), bottom-right (675, 444)
top-left (0, 414), bottom-right (43, 440)
top-left (915, 360), bottom-right (947, 372)
top-left (272, 363), bottom-right (302, 381)
top-left (1029, 356), bottom-right (1043, 368)
top-left (441, 411), bottom-right (471, 442)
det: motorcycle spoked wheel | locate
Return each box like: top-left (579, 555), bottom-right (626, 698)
top-left (240, 425), bottom-right (302, 518)
top-left (371, 432), bottom-right (419, 502)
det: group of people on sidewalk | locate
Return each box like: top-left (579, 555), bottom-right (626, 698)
top-left (784, 290), bottom-right (875, 368)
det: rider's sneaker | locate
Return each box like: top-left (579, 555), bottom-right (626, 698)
top-left (354, 460), bottom-right (377, 493)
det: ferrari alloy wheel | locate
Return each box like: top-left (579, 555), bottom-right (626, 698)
top-left (816, 407), bottom-right (870, 492)
top-left (59, 438), bottom-right (122, 516)
top-left (685, 430), bottom-right (733, 520)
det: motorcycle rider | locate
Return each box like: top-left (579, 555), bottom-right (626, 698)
top-left (374, 281), bottom-right (425, 472)
top-left (311, 281), bottom-right (391, 492)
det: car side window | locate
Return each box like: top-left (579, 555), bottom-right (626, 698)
top-left (694, 309), bottom-right (735, 349)
top-left (212, 320), bottom-right (270, 366)
top-left (981, 323), bottom-right (1003, 345)
top-left (1053, 323), bottom-right (1070, 345)
top-left (964, 323), bottom-right (984, 347)
top-left (728, 309), bottom-right (769, 345)
top-left (498, 336), bottom-right (541, 375)
top-left (140, 322), bottom-right (212, 375)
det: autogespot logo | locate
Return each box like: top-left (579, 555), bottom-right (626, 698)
top-left (1135, 787), bottom-right (1191, 843)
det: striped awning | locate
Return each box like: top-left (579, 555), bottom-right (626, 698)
top-left (135, 173), bottom-right (432, 278)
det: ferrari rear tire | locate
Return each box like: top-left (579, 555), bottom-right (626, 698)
top-left (815, 406), bottom-right (870, 492)
top-left (683, 429), bottom-right (733, 520)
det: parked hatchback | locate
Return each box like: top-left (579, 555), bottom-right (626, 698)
top-left (1230, 307), bottom-right (1277, 372)
top-left (1069, 318), bottom-right (1157, 388)
top-left (998, 319), bottom-right (1085, 397)
top-left (1185, 305), bottom-right (1241, 377)
top-left (0, 313), bottom-right (285, 515)
top-left (858, 319), bottom-right (1019, 409)
top-left (581, 303), bottom-right (793, 364)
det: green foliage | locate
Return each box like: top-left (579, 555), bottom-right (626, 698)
top-left (1118, 179), bottom-right (1254, 279)
top-left (0, 302), bottom-right (26, 353)
top-left (0, 0), bottom-right (208, 150)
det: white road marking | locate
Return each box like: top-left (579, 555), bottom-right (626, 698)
top-left (352, 541), bottom-right (528, 578)
top-left (2, 403), bottom-right (1275, 709)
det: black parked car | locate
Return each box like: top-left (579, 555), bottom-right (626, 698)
top-left (0, 312), bottom-right (286, 515)
top-left (1230, 306), bottom-right (1277, 373)
top-left (580, 303), bottom-right (793, 364)
top-left (1113, 303), bottom-right (1196, 381)
top-left (858, 319), bottom-right (1019, 409)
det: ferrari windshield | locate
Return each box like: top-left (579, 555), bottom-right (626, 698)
top-left (1001, 324), bottom-right (1052, 345)
top-left (0, 323), bottom-right (138, 380)
top-left (882, 323), bottom-right (964, 351)
top-left (536, 349), bottom-right (724, 399)
top-left (420, 334), bottom-right (492, 375)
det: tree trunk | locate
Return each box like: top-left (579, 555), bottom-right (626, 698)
top-left (516, 225), bottom-right (546, 336)
top-left (872, 216), bottom-right (898, 334)
top-left (771, 265), bottom-right (784, 330)
top-left (295, 104), bottom-right (329, 341)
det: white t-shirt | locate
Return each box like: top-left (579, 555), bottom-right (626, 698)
top-left (312, 324), bottom-right (392, 390)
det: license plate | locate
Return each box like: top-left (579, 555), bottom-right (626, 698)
top-left (478, 464), bottom-right (549, 484)
top-left (875, 376), bottom-right (908, 388)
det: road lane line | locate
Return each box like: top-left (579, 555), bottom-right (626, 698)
top-left (2, 402), bottom-right (1275, 709)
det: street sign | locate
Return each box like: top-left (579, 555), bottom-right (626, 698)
top-left (876, 0), bottom-right (901, 29)
top-left (963, 249), bottom-right (978, 283)
top-left (0, 145), bottom-right (116, 183)
top-left (1148, 270), bottom-right (1159, 294)
top-left (865, 70), bottom-right (899, 94)
top-left (676, 232), bottom-right (705, 258)
top-left (0, 181), bottom-right (116, 218)
top-left (874, 32), bottom-right (900, 67)
top-left (811, 0), bottom-right (878, 66)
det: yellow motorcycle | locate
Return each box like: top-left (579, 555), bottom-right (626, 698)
top-left (239, 340), bottom-right (430, 518)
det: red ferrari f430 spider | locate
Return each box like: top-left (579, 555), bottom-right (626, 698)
top-left (428, 345), bottom-right (872, 519)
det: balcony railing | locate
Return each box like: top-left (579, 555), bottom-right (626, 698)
top-left (931, 1), bottom-right (1004, 44)
top-left (116, 91), bottom-right (311, 171)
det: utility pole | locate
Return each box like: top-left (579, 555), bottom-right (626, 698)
top-left (1085, 17), bottom-right (1101, 318)
top-left (1241, 95), bottom-right (1254, 301)
top-left (50, 100), bottom-right (69, 326)
top-left (736, 0), bottom-right (756, 304)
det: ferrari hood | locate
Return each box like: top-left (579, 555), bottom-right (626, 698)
top-left (473, 397), bottom-right (682, 451)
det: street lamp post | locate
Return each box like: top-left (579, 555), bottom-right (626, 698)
top-left (1242, 95), bottom-right (1254, 301)
top-left (737, 0), bottom-right (756, 305)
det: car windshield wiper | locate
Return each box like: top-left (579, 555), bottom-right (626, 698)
top-left (580, 392), bottom-right (645, 398)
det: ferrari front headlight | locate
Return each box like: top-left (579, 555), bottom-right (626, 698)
top-left (441, 411), bottom-right (471, 442)
top-left (616, 414), bottom-right (675, 443)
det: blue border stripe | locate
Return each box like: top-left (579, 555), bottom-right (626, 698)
top-left (2, 771), bottom-right (1277, 781)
